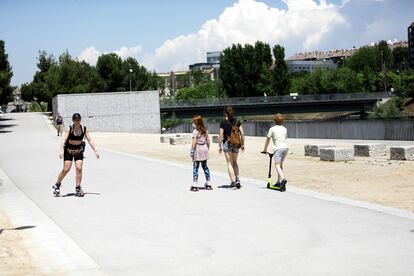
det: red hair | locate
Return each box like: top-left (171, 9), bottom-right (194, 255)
top-left (274, 113), bottom-right (284, 125)
top-left (192, 115), bottom-right (207, 134)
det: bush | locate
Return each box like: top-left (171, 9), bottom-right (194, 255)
top-left (175, 82), bottom-right (226, 100)
top-left (27, 101), bottom-right (47, 112)
top-left (160, 112), bottom-right (185, 130)
top-left (371, 98), bottom-right (402, 118)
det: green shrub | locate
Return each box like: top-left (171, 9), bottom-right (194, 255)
top-left (27, 101), bottom-right (47, 112)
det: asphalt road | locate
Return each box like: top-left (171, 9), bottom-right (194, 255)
top-left (1, 113), bottom-right (413, 276)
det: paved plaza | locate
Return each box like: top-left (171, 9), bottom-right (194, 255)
top-left (1, 113), bottom-right (414, 275)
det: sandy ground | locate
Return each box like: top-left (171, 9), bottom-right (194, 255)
top-left (0, 209), bottom-right (43, 276)
top-left (92, 133), bottom-right (414, 212)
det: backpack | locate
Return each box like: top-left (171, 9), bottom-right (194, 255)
top-left (56, 116), bottom-right (63, 124)
top-left (227, 120), bottom-right (242, 148)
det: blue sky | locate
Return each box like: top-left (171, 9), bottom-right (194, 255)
top-left (0, 0), bottom-right (412, 86)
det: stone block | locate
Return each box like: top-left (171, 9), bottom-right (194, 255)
top-left (390, 146), bottom-right (414, 161)
top-left (305, 144), bottom-right (336, 157)
top-left (320, 148), bottom-right (354, 161)
top-left (160, 135), bottom-right (173, 143)
top-left (354, 143), bottom-right (386, 157)
top-left (169, 136), bottom-right (191, 145)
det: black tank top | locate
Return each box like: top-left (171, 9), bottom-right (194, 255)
top-left (67, 125), bottom-right (86, 141)
top-left (66, 125), bottom-right (86, 148)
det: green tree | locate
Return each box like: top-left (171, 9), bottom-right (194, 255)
top-left (21, 51), bottom-right (106, 107)
top-left (21, 50), bottom-right (56, 103)
top-left (257, 63), bottom-right (273, 96)
top-left (377, 40), bottom-right (393, 71)
top-left (392, 46), bottom-right (409, 71)
top-left (175, 82), bottom-right (225, 100)
top-left (345, 46), bottom-right (379, 72)
top-left (220, 41), bottom-right (272, 97)
top-left (0, 40), bottom-right (13, 104)
top-left (372, 98), bottom-right (402, 118)
top-left (96, 53), bottom-right (124, 91)
top-left (400, 69), bottom-right (414, 97)
top-left (271, 45), bottom-right (290, 95)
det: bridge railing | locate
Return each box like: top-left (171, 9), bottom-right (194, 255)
top-left (160, 92), bottom-right (390, 108)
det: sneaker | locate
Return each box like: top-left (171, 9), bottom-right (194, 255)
top-left (280, 179), bottom-right (287, 192)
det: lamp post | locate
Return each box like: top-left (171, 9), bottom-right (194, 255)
top-left (129, 68), bottom-right (133, 92)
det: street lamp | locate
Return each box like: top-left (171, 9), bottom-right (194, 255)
top-left (129, 68), bottom-right (133, 92)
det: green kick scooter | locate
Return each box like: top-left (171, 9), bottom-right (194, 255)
top-left (261, 151), bottom-right (286, 192)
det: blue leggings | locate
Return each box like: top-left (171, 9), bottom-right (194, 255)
top-left (193, 161), bottom-right (210, 183)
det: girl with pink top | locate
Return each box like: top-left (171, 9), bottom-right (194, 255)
top-left (190, 115), bottom-right (212, 192)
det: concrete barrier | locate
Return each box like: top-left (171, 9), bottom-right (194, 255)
top-left (160, 135), bottom-right (173, 143)
top-left (320, 148), bottom-right (354, 161)
top-left (305, 144), bottom-right (336, 157)
top-left (354, 143), bottom-right (386, 157)
top-left (169, 135), bottom-right (192, 145)
top-left (390, 146), bottom-right (414, 161)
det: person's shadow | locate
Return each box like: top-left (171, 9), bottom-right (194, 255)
top-left (0, 225), bottom-right (36, 235)
top-left (60, 192), bottom-right (100, 197)
top-left (217, 185), bottom-right (239, 189)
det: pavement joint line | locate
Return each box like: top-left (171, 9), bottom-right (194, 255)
top-left (99, 146), bottom-right (414, 221)
top-left (0, 166), bottom-right (105, 275)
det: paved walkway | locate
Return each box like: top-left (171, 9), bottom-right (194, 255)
top-left (1, 113), bottom-right (414, 275)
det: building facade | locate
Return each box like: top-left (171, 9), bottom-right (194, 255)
top-left (189, 51), bottom-right (222, 71)
top-left (286, 60), bottom-right (337, 73)
top-left (409, 22), bottom-right (414, 68)
top-left (206, 51), bottom-right (221, 64)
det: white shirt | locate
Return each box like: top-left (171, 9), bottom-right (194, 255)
top-left (267, 125), bottom-right (289, 151)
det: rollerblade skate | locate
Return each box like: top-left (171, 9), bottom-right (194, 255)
top-left (53, 182), bottom-right (61, 197)
top-left (75, 186), bottom-right (85, 197)
top-left (205, 183), bottom-right (213, 190)
top-left (235, 180), bottom-right (241, 189)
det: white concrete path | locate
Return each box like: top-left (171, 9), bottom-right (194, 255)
top-left (0, 113), bottom-right (414, 276)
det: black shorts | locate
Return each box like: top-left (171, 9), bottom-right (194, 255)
top-left (64, 147), bottom-right (84, 161)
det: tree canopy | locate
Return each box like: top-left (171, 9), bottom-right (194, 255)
top-left (21, 50), bottom-right (162, 109)
top-left (0, 40), bottom-right (13, 105)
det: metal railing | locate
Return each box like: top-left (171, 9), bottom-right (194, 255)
top-left (160, 92), bottom-right (390, 108)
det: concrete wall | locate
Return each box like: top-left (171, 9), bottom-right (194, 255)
top-left (166, 119), bottom-right (414, 141)
top-left (52, 91), bottom-right (160, 133)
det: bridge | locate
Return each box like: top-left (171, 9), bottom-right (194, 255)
top-left (160, 92), bottom-right (391, 119)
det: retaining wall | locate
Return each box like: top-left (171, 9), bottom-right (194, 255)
top-left (52, 91), bottom-right (160, 133)
top-left (166, 119), bottom-right (414, 141)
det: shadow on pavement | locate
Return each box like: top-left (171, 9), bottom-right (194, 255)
top-left (217, 185), bottom-right (238, 189)
top-left (0, 225), bottom-right (36, 235)
top-left (60, 192), bottom-right (101, 197)
top-left (0, 117), bottom-right (14, 122)
top-left (0, 116), bottom-right (16, 133)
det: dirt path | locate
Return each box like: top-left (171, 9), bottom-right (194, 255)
top-left (0, 209), bottom-right (43, 276)
top-left (92, 133), bottom-right (414, 212)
